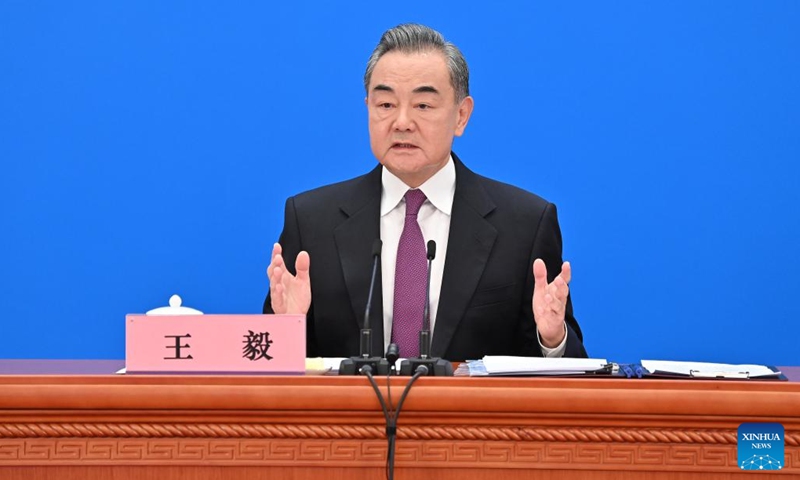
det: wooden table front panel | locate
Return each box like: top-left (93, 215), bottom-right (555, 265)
top-left (0, 363), bottom-right (798, 479)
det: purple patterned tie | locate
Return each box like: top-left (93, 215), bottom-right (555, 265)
top-left (392, 189), bottom-right (427, 358)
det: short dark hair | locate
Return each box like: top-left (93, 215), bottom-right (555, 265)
top-left (364, 23), bottom-right (470, 102)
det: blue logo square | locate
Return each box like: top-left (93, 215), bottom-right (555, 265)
top-left (738, 423), bottom-right (784, 471)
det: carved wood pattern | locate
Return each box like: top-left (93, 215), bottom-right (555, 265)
top-left (0, 439), bottom-right (796, 471)
top-left (2, 367), bottom-right (798, 477)
top-left (2, 423), bottom-right (797, 446)
top-left (1, 424), bottom-right (797, 471)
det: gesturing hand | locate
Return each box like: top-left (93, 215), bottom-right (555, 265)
top-left (532, 259), bottom-right (571, 348)
top-left (267, 243), bottom-right (312, 315)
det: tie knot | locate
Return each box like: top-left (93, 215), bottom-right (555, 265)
top-left (404, 189), bottom-right (427, 216)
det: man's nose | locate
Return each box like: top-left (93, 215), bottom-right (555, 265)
top-left (393, 106), bottom-right (415, 131)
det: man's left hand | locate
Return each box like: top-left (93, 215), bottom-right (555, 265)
top-left (532, 259), bottom-right (571, 348)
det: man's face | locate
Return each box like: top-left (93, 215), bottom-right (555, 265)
top-left (367, 50), bottom-right (473, 188)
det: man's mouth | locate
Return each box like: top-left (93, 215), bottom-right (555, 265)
top-left (392, 142), bottom-right (418, 149)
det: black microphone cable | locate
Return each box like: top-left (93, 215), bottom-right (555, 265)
top-left (384, 343), bottom-right (399, 480)
top-left (360, 365), bottom-right (394, 480)
top-left (360, 365), bottom-right (389, 418)
top-left (363, 350), bottom-right (426, 480)
top-left (386, 365), bottom-right (428, 480)
top-left (395, 365), bottom-right (427, 425)
top-left (362, 345), bottom-right (402, 480)
top-left (385, 365), bottom-right (395, 480)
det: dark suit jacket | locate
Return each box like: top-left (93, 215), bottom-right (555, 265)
top-left (264, 153), bottom-right (587, 360)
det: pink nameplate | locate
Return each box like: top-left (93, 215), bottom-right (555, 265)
top-left (125, 314), bottom-right (306, 374)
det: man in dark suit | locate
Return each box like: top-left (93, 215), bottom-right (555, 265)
top-left (264, 24), bottom-right (587, 361)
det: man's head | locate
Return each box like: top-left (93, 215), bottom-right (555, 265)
top-left (364, 24), bottom-right (474, 188)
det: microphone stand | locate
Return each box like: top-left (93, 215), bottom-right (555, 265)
top-left (340, 239), bottom-right (390, 375)
top-left (400, 240), bottom-right (454, 377)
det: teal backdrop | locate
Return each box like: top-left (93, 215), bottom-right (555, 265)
top-left (1, 1), bottom-right (798, 365)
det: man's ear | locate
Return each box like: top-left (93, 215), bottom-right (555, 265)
top-left (454, 96), bottom-right (474, 137)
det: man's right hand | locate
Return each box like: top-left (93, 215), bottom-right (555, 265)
top-left (267, 243), bottom-right (311, 315)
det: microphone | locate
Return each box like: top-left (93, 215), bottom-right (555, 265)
top-left (400, 240), bottom-right (454, 376)
top-left (339, 239), bottom-right (390, 375)
top-left (420, 240), bottom-right (435, 359)
top-left (360, 238), bottom-right (383, 355)
top-left (385, 343), bottom-right (400, 370)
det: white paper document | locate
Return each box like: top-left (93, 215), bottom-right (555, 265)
top-left (640, 360), bottom-right (780, 378)
top-left (477, 356), bottom-right (608, 376)
top-left (305, 358), bottom-right (348, 375)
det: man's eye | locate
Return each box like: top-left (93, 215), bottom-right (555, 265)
top-left (418, 104), bottom-right (431, 110)
top-left (379, 103), bottom-right (393, 109)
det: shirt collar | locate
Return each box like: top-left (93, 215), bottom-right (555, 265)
top-left (381, 155), bottom-right (456, 216)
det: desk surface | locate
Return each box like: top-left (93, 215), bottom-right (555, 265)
top-left (0, 360), bottom-right (798, 480)
top-left (1, 359), bottom-right (799, 379)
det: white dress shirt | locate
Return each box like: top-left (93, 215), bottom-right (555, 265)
top-left (379, 156), bottom-right (566, 357)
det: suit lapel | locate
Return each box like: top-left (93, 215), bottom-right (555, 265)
top-left (431, 155), bottom-right (497, 357)
top-left (333, 165), bottom-right (385, 357)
